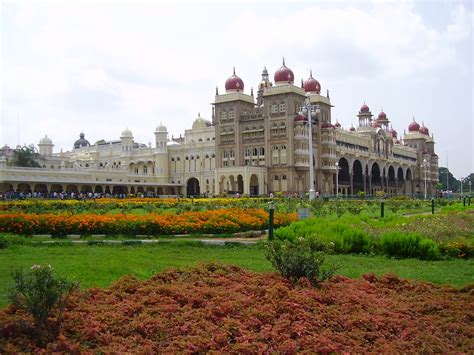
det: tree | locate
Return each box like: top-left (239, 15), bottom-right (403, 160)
top-left (7, 145), bottom-right (41, 168)
top-left (438, 168), bottom-right (473, 193)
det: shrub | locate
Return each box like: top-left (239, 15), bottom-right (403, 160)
top-left (6, 265), bottom-right (79, 345)
top-left (341, 229), bottom-right (372, 254)
top-left (265, 238), bottom-right (336, 286)
top-left (0, 235), bottom-right (9, 249)
top-left (378, 232), bottom-right (440, 260)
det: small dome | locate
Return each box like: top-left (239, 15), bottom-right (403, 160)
top-left (350, 125), bottom-right (356, 132)
top-left (303, 70), bottom-right (321, 93)
top-left (39, 135), bottom-right (52, 144)
top-left (321, 122), bottom-right (334, 129)
top-left (121, 128), bottom-right (133, 138)
top-left (419, 122), bottom-right (429, 135)
top-left (408, 120), bottom-right (420, 132)
top-left (389, 127), bottom-right (398, 138)
top-left (274, 58), bottom-right (294, 84)
top-left (334, 121), bottom-right (341, 128)
top-left (360, 104), bottom-right (370, 113)
top-left (73, 132), bottom-right (90, 149)
top-left (192, 114), bottom-right (207, 129)
top-left (155, 122), bottom-right (167, 132)
top-left (225, 68), bottom-right (244, 92)
top-left (378, 111), bottom-right (387, 120)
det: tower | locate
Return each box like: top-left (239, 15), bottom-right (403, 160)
top-left (120, 128), bottom-right (133, 156)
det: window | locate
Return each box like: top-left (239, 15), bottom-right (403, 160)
top-left (228, 110), bottom-right (235, 119)
top-left (271, 104), bottom-right (278, 114)
top-left (220, 111), bottom-right (227, 120)
top-left (279, 103), bottom-right (286, 113)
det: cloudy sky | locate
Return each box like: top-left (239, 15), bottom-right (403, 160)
top-left (1, 0), bottom-right (472, 178)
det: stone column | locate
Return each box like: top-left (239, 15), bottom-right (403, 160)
top-left (363, 173), bottom-right (366, 194)
top-left (395, 177), bottom-right (399, 195)
top-left (350, 173), bottom-right (354, 196)
top-left (368, 175), bottom-right (372, 196)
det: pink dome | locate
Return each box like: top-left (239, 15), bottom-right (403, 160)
top-left (408, 120), bottom-right (420, 132)
top-left (389, 128), bottom-right (398, 138)
top-left (378, 111), bottom-right (387, 120)
top-left (360, 104), bottom-right (370, 113)
top-left (334, 121), bottom-right (341, 128)
top-left (225, 68), bottom-right (244, 92)
top-left (303, 70), bottom-right (321, 93)
top-left (419, 123), bottom-right (429, 135)
top-left (350, 126), bottom-right (356, 132)
top-left (274, 58), bottom-right (294, 84)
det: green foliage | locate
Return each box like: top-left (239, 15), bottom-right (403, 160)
top-left (378, 232), bottom-right (440, 260)
top-left (0, 235), bottom-right (9, 249)
top-left (341, 229), bottom-right (372, 254)
top-left (6, 264), bottom-right (78, 344)
top-left (7, 145), bottom-right (41, 168)
top-left (265, 238), bottom-right (336, 286)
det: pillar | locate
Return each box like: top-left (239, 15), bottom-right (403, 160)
top-left (350, 173), bottom-right (354, 195)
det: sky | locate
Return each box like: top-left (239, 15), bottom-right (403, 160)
top-left (1, 0), bottom-right (472, 178)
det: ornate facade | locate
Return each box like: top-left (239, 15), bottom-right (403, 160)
top-left (0, 60), bottom-right (439, 197)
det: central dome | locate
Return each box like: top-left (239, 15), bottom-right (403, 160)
top-left (274, 58), bottom-right (294, 84)
top-left (225, 68), bottom-right (244, 92)
top-left (408, 120), bottom-right (420, 132)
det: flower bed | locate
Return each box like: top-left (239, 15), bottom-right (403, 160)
top-left (0, 264), bottom-right (471, 352)
top-left (0, 209), bottom-right (296, 236)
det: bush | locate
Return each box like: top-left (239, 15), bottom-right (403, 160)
top-left (0, 235), bottom-right (9, 249)
top-left (6, 264), bottom-right (79, 346)
top-left (378, 232), bottom-right (440, 260)
top-left (265, 238), bottom-right (336, 286)
top-left (341, 229), bottom-right (372, 254)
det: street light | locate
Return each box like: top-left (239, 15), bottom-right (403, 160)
top-left (421, 158), bottom-right (430, 199)
top-left (335, 161), bottom-right (341, 198)
top-left (299, 96), bottom-right (320, 201)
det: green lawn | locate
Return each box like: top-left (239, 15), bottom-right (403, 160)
top-left (1, 242), bottom-right (472, 307)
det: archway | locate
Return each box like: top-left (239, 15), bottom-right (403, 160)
top-left (388, 166), bottom-right (396, 194)
top-left (353, 160), bottom-right (364, 194)
top-left (66, 185), bottom-right (78, 194)
top-left (371, 162), bottom-right (382, 193)
top-left (157, 187), bottom-right (164, 195)
top-left (250, 174), bottom-right (259, 196)
top-left (112, 186), bottom-right (128, 195)
top-left (17, 183), bottom-right (32, 194)
top-left (405, 168), bottom-right (413, 195)
top-left (34, 184), bottom-right (48, 194)
top-left (81, 185), bottom-right (93, 193)
top-left (187, 178), bottom-right (200, 196)
top-left (237, 175), bottom-right (244, 194)
top-left (94, 186), bottom-right (103, 194)
top-left (336, 157), bottom-right (350, 195)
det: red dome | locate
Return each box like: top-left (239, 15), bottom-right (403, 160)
top-left (350, 126), bottom-right (356, 131)
top-left (389, 128), bottom-right (397, 138)
top-left (274, 58), bottom-right (294, 84)
top-left (225, 68), bottom-right (244, 92)
top-left (321, 122), bottom-right (334, 129)
top-left (360, 104), bottom-right (370, 113)
top-left (303, 70), bottom-right (321, 93)
top-left (378, 111), bottom-right (387, 120)
top-left (408, 120), bottom-right (420, 132)
top-left (419, 123), bottom-right (429, 135)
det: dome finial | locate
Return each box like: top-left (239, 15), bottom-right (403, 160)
top-left (310, 69), bottom-right (313, 78)
top-left (216, 86), bottom-right (219, 95)
top-left (233, 66), bottom-right (235, 75)
top-left (198, 112), bottom-right (201, 118)
top-left (282, 57), bottom-right (285, 66)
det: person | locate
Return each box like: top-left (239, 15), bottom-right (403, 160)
top-left (270, 193), bottom-right (274, 198)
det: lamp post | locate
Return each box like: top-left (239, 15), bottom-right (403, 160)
top-left (335, 161), bottom-right (340, 198)
top-left (460, 179), bottom-right (463, 196)
top-left (421, 158), bottom-right (430, 199)
top-left (299, 96), bottom-right (320, 201)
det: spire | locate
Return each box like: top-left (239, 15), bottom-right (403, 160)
top-left (282, 57), bottom-right (285, 66)
top-left (233, 66), bottom-right (235, 75)
top-left (198, 112), bottom-right (201, 118)
top-left (215, 86), bottom-right (219, 95)
top-left (310, 69), bottom-right (313, 78)
top-left (250, 87), bottom-right (254, 96)
top-left (301, 78), bottom-right (304, 88)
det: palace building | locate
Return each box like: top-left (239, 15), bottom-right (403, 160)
top-left (0, 60), bottom-right (439, 197)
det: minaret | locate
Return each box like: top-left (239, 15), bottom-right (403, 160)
top-left (257, 66), bottom-right (272, 106)
top-left (154, 122), bottom-right (168, 153)
top-left (357, 102), bottom-right (373, 127)
top-left (120, 128), bottom-right (133, 156)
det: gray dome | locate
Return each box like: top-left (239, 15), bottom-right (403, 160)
top-left (74, 132), bottom-right (90, 149)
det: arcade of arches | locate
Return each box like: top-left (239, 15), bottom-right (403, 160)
top-left (334, 157), bottom-right (413, 196)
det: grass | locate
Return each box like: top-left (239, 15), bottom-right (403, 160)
top-left (1, 242), bottom-right (472, 308)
